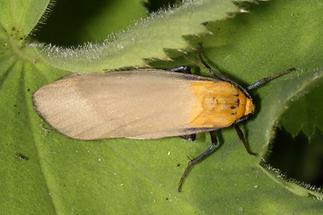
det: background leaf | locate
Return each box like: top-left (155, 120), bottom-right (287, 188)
top-left (263, 77), bottom-right (323, 199)
top-left (0, 0), bottom-right (50, 39)
top-left (1, 0), bottom-right (323, 214)
top-left (144, 0), bottom-right (178, 13)
top-left (33, 0), bottom-right (243, 71)
top-left (35, 0), bottom-right (147, 45)
top-left (280, 78), bottom-right (323, 138)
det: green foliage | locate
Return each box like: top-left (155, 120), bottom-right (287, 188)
top-left (263, 77), bottom-right (323, 199)
top-left (0, 0), bottom-right (50, 39)
top-left (1, 0), bottom-right (323, 214)
top-left (280, 78), bottom-right (323, 138)
top-left (33, 0), bottom-right (241, 71)
top-left (35, 0), bottom-right (147, 45)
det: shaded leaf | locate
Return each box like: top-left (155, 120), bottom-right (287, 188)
top-left (34, 0), bottom-right (243, 71)
top-left (35, 0), bottom-right (147, 45)
top-left (280, 78), bottom-right (323, 138)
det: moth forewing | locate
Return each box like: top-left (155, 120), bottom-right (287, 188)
top-left (33, 69), bottom-right (229, 140)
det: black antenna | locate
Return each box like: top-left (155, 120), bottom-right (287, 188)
top-left (197, 43), bottom-right (231, 81)
top-left (247, 68), bottom-right (296, 91)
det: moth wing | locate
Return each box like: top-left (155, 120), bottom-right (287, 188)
top-left (33, 69), bottom-right (214, 140)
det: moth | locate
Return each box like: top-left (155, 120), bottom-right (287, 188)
top-left (33, 50), bottom-right (294, 191)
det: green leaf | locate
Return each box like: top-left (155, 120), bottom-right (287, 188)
top-left (35, 0), bottom-right (147, 45)
top-left (0, 0), bottom-right (50, 39)
top-left (279, 78), bottom-right (323, 138)
top-left (34, 0), bottom-right (243, 71)
top-left (262, 127), bottom-right (323, 200)
top-left (261, 77), bottom-right (323, 199)
top-left (2, 0), bottom-right (323, 214)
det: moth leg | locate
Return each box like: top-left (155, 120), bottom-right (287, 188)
top-left (169, 66), bottom-right (191, 74)
top-left (180, 134), bottom-right (196, 141)
top-left (234, 125), bottom-right (257, 155)
top-left (178, 130), bottom-right (220, 192)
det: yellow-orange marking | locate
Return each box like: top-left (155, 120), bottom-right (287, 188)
top-left (189, 81), bottom-right (254, 128)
